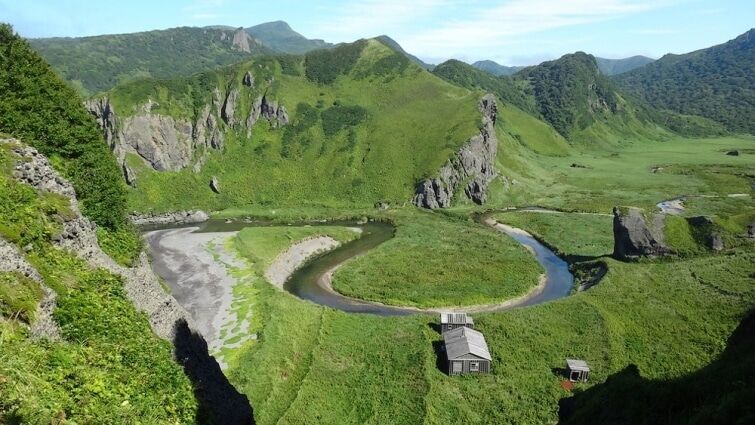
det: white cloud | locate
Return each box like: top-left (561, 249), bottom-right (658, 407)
top-left (400, 0), bottom-right (683, 58)
top-left (313, 0), bottom-right (448, 40)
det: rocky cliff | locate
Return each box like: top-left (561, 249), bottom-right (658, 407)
top-left (85, 74), bottom-right (289, 184)
top-left (612, 207), bottom-right (671, 260)
top-left (5, 139), bottom-right (193, 339)
top-left (412, 94), bottom-right (498, 208)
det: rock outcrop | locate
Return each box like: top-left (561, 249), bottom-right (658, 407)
top-left (86, 85), bottom-right (289, 177)
top-left (0, 238), bottom-right (59, 340)
top-left (6, 140), bottom-right (194, 339)
top-left (210, 176), bottom-right (221, 193)
top-left (412, 94), bottom-right (498, 208)
top-left (130, 210), bottom-right (210, 227)
top-left (242, 71), bottom-right (254, 87)
top-left (612, 207), bottom-right (671, 260)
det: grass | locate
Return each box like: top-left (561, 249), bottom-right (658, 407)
top-left (0, 142), bottom-right (196, 423)
top-left (488, 134), bottom-right (755, 216)
top-left (494, 211), bottom-right (614, 258)
top-left (330, 209), bottom-right (542, 307)
top-left (110, 40), bottom-right (481, 213)
top-left (219, 211), bottom-right (754, 424)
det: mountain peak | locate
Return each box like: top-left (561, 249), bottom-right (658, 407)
top-left (246, 21), bottom-right (331, 54)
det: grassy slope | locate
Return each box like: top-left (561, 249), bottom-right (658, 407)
top-left (221, 212), bottom-right (754, 424)
top-left (114, 40), bottom-right (480, 212)
top-left (0, 143), bottom-right (196, 423)
top-left (495, 211), bottom-right (614, 257)
top-left (487, 134), bottom-right (755, 217)
top-left (30, 26), bottom-right (266, 95)
top-left (331, 209), bottom-right (541, 307)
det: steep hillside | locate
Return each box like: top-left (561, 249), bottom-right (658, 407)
top-left (472, 60), bottom-right (525, 76)
top-left (472, 56), bottom-right (654, 77)
top-left (246, 21), bottom-right (332, 54)
top-left (514, 52), bottom-right (658, 143)
top-left (30, 26), bottom-right (268, 95)
top-left (595, 55), bottom-right (655, 75)
top-left (433, 59), bottom-right (538, 116)
top-left (91, 40), bottom-right (486, 212)
top-left (375, 35), bottom-right (434, 70)
top-left (0, 24), bottom-right (129, 231)
top-left (616, 29), bottom-right (754, 133)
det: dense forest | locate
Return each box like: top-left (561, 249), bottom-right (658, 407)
top-left (616, 29), bottom-right (755, 134)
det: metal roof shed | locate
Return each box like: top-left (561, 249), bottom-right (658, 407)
top-left (440, 312), bottom-right (474, 333)
top-left (443, 326), bottom-right (491, 375)
top-left (566, 359), bottom-right (590, 382)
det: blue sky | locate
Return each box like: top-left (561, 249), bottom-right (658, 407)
top-left (2, 0), bottom-right (753, 65)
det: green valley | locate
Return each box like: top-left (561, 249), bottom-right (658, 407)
top-left (0, 11), bottom-right (753, 425)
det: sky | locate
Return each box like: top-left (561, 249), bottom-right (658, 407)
top-left (2, 0), bottom-right (753, 66)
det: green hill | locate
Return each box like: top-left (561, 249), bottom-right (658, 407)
top-left (514, 52), bottom-right (656, 143)
top-left (615, 29), bottom-right (755, 134)
top-left (99, 39), bottom-right (484, 212)
top-left (246, 20), bottom-right (332, 54)
top-left (433, 59), bottom-right (538, 117)
top-left (471, 60), bottom-right (525, 76)
top-left (375, 35), bottom-right (434, 70)
top-left (595, 55), bottom-right (655, 75)
top-left (29, 26), bottom-right (269, 95)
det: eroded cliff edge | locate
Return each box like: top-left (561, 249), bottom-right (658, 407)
top-left (412, 93), bottom-right (499, 209)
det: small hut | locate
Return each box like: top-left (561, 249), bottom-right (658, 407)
top-left (440, 312), bottom-right (474, 333)
top-left (443, 327), bottom-right (491, 375)
top-left (566, 359), bottom-right (590, 382)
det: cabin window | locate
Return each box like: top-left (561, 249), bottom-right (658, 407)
top-left (452, 362), bottom-right (462, 373)
top-left (470, 362), bottom-right (479, 372)
top-left (570, 371), bottom-right (580, 381)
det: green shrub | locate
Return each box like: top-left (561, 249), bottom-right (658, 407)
top-left (0, 24), bottom-right (128, 230)
top-left (304, 40), bottom-right (367, 84)
top-left (0, 272), bottom-right (42, 322)
top-left (321, 105), bottom-right (368, 136)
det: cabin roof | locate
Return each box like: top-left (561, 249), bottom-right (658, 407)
top-left (444, 326), bottom-right (491, 360)
top-left (566, 359), bottom-right (590, 371)
top-left (440, 312), bottom-right (474, 325)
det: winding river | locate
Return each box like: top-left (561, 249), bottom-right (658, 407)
top-left (146, 212), bottom-right (574, 319)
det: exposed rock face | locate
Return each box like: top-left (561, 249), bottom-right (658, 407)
top-left (123, 164), bottom-right (136, 186)
top-left (412, 94), bottom-right (498, 209)
top-left (260, 95), bottom-right (289, 128)
top-left (231, 28), bottom-right (253, 53)
top-left (86, 88), bottom-right (288, 176)
top-left (130, 210), bottom-right (209, 227)
top-left (221, 88), bottom-right (240, 126)
top-left (210, 176), bottom-right (220, 193)
top-left (242, 71), bottom-right (254, 87)
top-left (6, 140), bottom-right (194, 339)
top-left (84, 97), bottom-right (117, 148)
top-left (121, 114), bottom-right (194, 171)
top-left (612, 207), bottom-right (671, 260)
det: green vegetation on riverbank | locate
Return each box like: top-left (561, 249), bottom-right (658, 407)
top-left (494, 211), bottom-right (613, 258)
top-left (331, 209), bottom-right (542, 308)
top-left (220, 209), bottom-right (754, 424)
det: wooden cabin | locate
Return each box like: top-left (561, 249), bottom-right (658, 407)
top-left (566, 359), bottom-right (590, 382)
top-left (444, 326), bottom-right (491, 375)
top-left (440, 312), bottom-right (474, 333)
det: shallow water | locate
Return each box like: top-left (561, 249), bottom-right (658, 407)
top-left (146, 215), bottom-right (574, 317)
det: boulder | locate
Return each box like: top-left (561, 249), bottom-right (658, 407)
top-left (242, 71), bottom-right (254, 87)
top-left (612, 207), bottom-right (671, 260)
top-left (709, 232), bottom-right (724, 251)
top-left (123, 164), bottom-right (136, 186)
top-left (412, 94), bottom-right (498, 208)
top-left (210, 176), bottom-right (221, 193)
top-left (374, 201), bottom-right (390, 211)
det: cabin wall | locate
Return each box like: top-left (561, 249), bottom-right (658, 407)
top-left (447, 359), bottom-right (490, 375)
